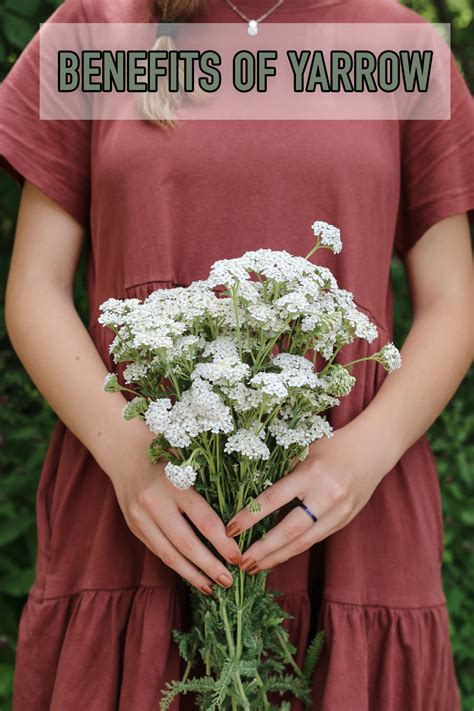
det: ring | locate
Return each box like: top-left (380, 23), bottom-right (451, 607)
top-left (298, 499), bottom-right (318, 523)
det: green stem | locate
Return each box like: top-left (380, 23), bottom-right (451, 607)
top-left (181, 660), bottom-right (192, 684)
top-left (304, 236), bottom-right (321, 261)
top-left (221, 592), bottom-right (251, 709)
top-left (231, 284), bottom-right (243, 360)
top-left (255, 671), bottom-right (271, 710)
top-left (340, 354), bottom-right (374, 369)
top-left (233, 672), bottom-right (251, 710)
top-left (235, 579), bottom-right (243, 660)
top-left (220, 599), bottom-right (235, 656)
top-left (275, 629), bottom-right (304, 678)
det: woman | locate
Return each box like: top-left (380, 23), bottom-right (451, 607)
top-left (1, 0), bottom-right (473, 708)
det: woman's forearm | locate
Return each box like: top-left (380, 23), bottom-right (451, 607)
top-left (5, 280), bottom-right (152, 473)
top-left (345, 296), bottom-right (473, 473)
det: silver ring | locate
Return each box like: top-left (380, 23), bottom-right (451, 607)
top-left (298, 500), bottom-right (318, 523)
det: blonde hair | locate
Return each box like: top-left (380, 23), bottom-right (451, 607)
top-left (140, 0), bottom-right (206, 126)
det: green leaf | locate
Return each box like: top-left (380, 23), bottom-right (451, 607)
top-left (303, 630), bottom-right (325, 683)
top-left (0, 515), bottom-right (32, 547)
top-left (0, 566), bottom-right (35, 597)
top-left (4, 0), bottom-right (42, 16)
top-left (3, 13), bottom-right (36, 50)
top-left (459, 509), bottom-right (474, 527)
top-left (0, 664), bottom-right (14, 696)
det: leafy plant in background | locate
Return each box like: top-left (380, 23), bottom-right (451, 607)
top-left (0, 0), bottom-right (472, 708)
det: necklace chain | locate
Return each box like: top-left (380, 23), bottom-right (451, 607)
top-left (223, 0), bottom-right (285, 34)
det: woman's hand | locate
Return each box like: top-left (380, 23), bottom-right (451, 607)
top-left (106, 428), bottom-right (242, 595)
top-left (225, 423), bottom-right (391, 574)
top-left (224, 214), bottom-right (473, 575)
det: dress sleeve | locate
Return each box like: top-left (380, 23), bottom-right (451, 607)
top-left (0, 0), bottom-right (91, 229)
top-left (394, 54), bottom-right (474, 259)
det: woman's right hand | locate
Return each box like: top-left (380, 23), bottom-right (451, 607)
top-left (105, 428), bottom-right (242, 596)
top-left (5, 182), bottom-right (241, 597)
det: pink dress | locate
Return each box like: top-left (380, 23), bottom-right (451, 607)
top-left (1, 0), bottom-right (473, 708)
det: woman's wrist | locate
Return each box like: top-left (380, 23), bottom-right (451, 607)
top-left (340, 411), bottom-right (406, 478)
top-left (87, 398), bottom-right (154, 481)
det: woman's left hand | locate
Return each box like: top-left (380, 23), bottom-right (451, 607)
top-left (225, 423), bottom-right (393, 574)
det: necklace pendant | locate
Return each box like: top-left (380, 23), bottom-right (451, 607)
top-left (247, 19), bottom-right (258, 36)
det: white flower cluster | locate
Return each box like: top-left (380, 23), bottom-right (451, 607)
top-left (100, 222), bottom-right (382, 373)
top-left (192, 357), bottom-right (250, 387)
top-left (269, 413), bottom-right (333, 448)
top-left (99, 219), bottom-right (402, 496)
top-left (322, 365), bottom-right (356, 397)
top-left (221, 382), bottom-right (264, 413)
top-left (99, 282), bottom-right (222, 363)
top-left (145, 379), bottom-right (233, 447)
top-left (246, 302), bottom-right (288, 334)
top-left (202, 336), bottom-right (239, 360)
top-left (249, 372), bottom-right (288, 401)
top-left (98, 298), bottom-right (141, 327)
top-left (311, 221), bottom-right (342, 254)
top-left (144, 398), bottom-right (173, 434)
top-left (272, 353), bottom-right (320, 388)
top-left (165, 462), bottom-right (198, 490)
top-left (224, 428), bottom-right (271, 460)
top-left (208, 249), bottom-right (311, 289)
top-left (376, 343), bottom-right (402, 373)
top-left (123, 362), bottom-right (148, 384)
top-left (166, 334), bottom-right (204, 361)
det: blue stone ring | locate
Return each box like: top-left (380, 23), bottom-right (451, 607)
top-left (298, 500), bottom-right (318, 523)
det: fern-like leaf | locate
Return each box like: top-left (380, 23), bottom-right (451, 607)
top-left (303, 630), bottom-right (325, 684)
top-left (159, 676), bottom-right (215, 711)
top-left (210, 659), bottom-right (237, 710)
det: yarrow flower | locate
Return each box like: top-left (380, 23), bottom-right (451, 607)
top-left (376, 343), bottom-right (402, 373)
top-left (249, 372), bottom-right (288, 401)
top-left (123, 362), bottom-right (148, 384)
top-left (145, 380), bottom-right (233, 447)
top-left (103, 372), bottom-right (121, 392)
top-left (122, 396), bottom-right (148, 421)
top-left (322, 365), bottom-right (356, 397)
top-left (99, 219), bottom-right (405, 706)
top-left (269, 414), bottom-right (333, 448)
top-left (272, 353), bottom-right (320, 389)
top-left (165, 462), bottom-right (198, 490)
top-left (98, 297), bottom-right (141, 327)
top-left (202, 337), bottom-right (240, 360)
top-left (144, 398), bottom-right (172, 434)
top-left (311, 221), bottom-right (342, 254)
top-left (246, 497), bottom-right (263, 514)
top-left (221, 382), bottom-right (263, 413)
top-left (192, 357), bottom-right (250, 387)
top-left (224, 428), bottom-right (271, 461)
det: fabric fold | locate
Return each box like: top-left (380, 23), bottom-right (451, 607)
top-left (312, 599), bottom-right (460, 711)
top-left (14, 586), bottom-right (459, 710)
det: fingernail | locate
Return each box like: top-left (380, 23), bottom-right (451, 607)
top-left (230, 553), bottom-right (242, 566)
top-left (247, 563), bottom-right (260, 576)
top-left (217, 574), bottom-right (233, 588)
top-left (201, 584), bottom-right (214, 596)
top-left (240, 557), bottom-right (256, 572)
top-left (225, 522), bottom-right (240, 537)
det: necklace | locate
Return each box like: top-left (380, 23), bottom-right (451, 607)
top-left (223, 0), bottom-right (285, 35)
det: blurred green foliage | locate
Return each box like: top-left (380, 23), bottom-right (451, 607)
top-left (0, 0), bottom-right (472, 709)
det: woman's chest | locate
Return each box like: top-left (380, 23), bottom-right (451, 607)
top-left (90, 119), bottom-right (401, 291)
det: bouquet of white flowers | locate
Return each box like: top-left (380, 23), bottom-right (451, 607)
top-left (99, 221), bottom-right (401, 710)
